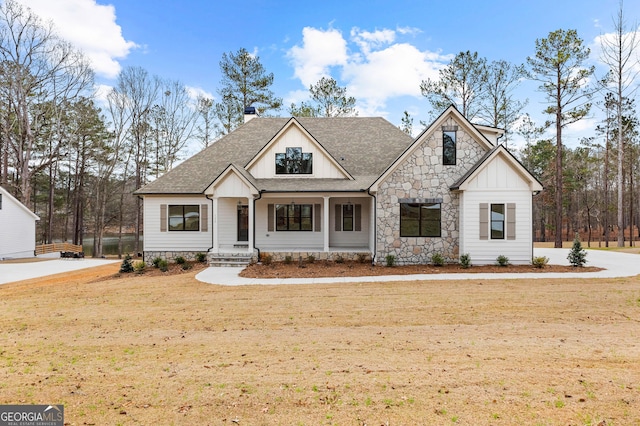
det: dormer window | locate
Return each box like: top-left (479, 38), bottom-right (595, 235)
top-left (275, 147), bottom-right (313, 174)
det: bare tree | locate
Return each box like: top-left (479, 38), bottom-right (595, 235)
top-left (152, 80), bottom-right (198, 173)
top-left (599, 0), bottom-right (640, 246)
top-left (0, 0), bottom-right (93, 206)
top-left (111, 66), bottom-right (160, 255)
top-left (195, 95), bottom-right (216, 149)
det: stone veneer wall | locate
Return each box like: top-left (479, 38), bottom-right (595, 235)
top-left (143, 251), bottom-right (206, 264)
top-left (260, 251), bottom-right (371, 263)
top-left (375, 117), bottom-right (488, 265)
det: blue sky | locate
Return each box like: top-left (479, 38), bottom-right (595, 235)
top-left (15, 0), bottom-right (640, 148)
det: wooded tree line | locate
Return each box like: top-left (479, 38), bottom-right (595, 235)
top-left (0, 0), bottom-right (637, 256)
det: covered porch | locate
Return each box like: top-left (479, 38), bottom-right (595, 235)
top-left (208, 193), bottom-right (374, 262)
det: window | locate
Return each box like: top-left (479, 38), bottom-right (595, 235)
top-left (168, 205), bottom-right (200, 231)
top-left (443, 131), bottom-right (456, 165)
top-left (491, 204), bottom-right (505, 239)
top-left (400, 203), bottom-right (441, 237)
top-left (275, 147), bottom-right (313, 174)
top-left (276, 204), bottom-right (313, 231)
top-left (342, 204), bottom-right (354, 231)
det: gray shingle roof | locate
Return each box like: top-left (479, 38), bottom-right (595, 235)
top-left (136, 117), bottom-right (413, 194)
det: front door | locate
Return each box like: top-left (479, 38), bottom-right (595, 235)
top-left (237, 205), bottom-right (249, 242)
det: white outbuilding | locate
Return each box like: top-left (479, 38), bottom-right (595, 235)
top-left (0, 186), bottom-right (39, 259)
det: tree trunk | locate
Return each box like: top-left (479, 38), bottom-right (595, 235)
top-left (554, 88), bottom-right (563, 248)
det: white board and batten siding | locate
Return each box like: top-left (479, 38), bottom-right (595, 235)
top-left (0, 187), bottom-right (39, 259)
top-left (248, 126), bottom-right (347, 179)
top-left (143, 196), bottom-right (212, 252)
top-left (458, 155), bottom-right (535, 265)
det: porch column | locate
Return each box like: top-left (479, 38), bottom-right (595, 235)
top-left (212, 197), bottom-right (219, 251)
top-left (248, 197), bottom-right (254, 253)
top-left (323, 196), bottom-right (330, 252)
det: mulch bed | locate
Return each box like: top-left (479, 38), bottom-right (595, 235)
top-left (239, 260), bottom-right (603, 279)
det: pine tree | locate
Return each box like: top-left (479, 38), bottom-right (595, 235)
top-left (567, 233), bottom-right (588, 267)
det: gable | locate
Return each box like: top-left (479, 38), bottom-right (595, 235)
top-left (452, 146), bottom-right (543, 192)
top-left (463, 154), bottom-right (531, 190)
top-left (246, 120), bottom-right (351, 179)
top-left (205, 165), bottom-right (259, 197)
top-left (0, 186), bottom-right (39, 220)
top-left (371, 106), bottom-right (492, 191)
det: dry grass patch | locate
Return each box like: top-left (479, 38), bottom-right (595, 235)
top-left (0, 268), bottom-right (639, 425)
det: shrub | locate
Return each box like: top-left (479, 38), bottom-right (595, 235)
top-left (195, 252), bottom-right (207, 263)
top-left (385, 254), bottom-right (396, 267)
top-left (532, 256), bottom-right (549, 269)
top-left (152, 257), bottom-right (162, 268)
top-left (431, 252), bottom-right (445, 266)
top-left (459, 253), bottom-right (472, 269)
top-left (306, 254), bottom-right (315, 264)
top-left (175, 256), bottom-right (186, 265)
top-left (496, 255), bottom-right (510, 267)
top-left (158, 259), bottom-right (169, 272)
top-left (567, 233), bottom-right (587, 267)
top-left (119, 254), bottom-right (134, 273)
top-left (181, 263), bottom-right (193, 271)
top-left (284, 255), bottom-right (293, 264)
top-left (133, 260), bottom-right (146, 274)
top-left (261, 254), bottom-right (273, 265)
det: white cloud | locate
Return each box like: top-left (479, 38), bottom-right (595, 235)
top-left (287, 25), bottom-right (453, 117)
top-left (186, 86), bottom-right (214, 102)
top-left (591, 29), bottom-right (640, 76)
top-left (287, 27), bottom-right (349, 87)
top-left (16, 0), bottom-right (137, 78)
top-left (350, 27), bottom-right (395, 55)
top-left (345, 43), bottom-right (448, 111)
top-left (284, 89), bottom-right (310, 107)
top-left (93, 83), bottom-right (112, 103)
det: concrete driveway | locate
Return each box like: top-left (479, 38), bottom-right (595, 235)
top-left (0, 258), bottom-right (120, 285)
top-left (195, 248), bottom-right (640, 286)
top-left (1, 249), bottom-right (637, 286)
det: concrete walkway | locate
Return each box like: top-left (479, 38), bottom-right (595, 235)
top-left (0, 258), bottom-right (120, 285)
top-left (1, 249), bottom-right (637, 287)
top-left (195, 248), bottom-right (640, 286)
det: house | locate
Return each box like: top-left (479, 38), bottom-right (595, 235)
top-left (0, 186), bottom-right (40, 259)
top-left (135, 106), bottom-right (543, 266)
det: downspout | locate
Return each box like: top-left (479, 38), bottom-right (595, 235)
top-left (206, 194), bottom-right (214, 253)
top-left (253, 190), bottom-right (263, 262)
top-left (367, 188), bottom-right (377, 265)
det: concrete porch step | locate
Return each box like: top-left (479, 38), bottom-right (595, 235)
top-left (208, 253), bottom-right (253, 267)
